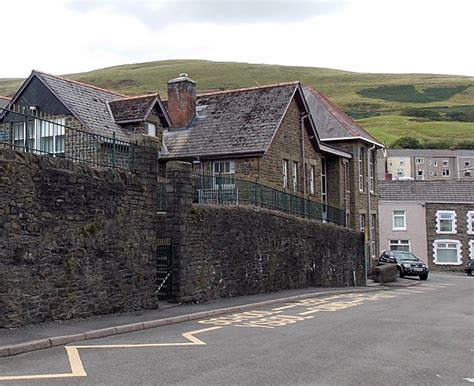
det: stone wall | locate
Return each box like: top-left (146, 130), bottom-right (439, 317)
top-left (167, 162), bottom-right (365, 303)
top-left (0, 144), bottom-right (164, 328)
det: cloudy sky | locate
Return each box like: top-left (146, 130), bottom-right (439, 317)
top-left (1, 0), bottom-right (473, 78)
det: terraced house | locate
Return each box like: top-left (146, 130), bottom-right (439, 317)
top-left (0, 71), bottom-right (383, 235)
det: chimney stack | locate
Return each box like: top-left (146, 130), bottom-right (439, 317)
top-left (167, 73), bottom-right (196, 128)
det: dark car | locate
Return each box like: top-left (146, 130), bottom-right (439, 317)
top-left (465, 260), bottom-right (474, 276)
top-left (379, 250), bottom-right (429, 280)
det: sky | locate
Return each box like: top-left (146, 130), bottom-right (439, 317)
top-left (1, 0), bottom-right (473, 78)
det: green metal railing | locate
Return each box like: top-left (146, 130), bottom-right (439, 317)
top-left (193, 174), bottom-right (346, 226)
top-left (0, 107), bottom-right (137, 171)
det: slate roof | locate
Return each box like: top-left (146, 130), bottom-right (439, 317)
top-left (163, 83), bottom-right (301, 159)
top-left (303, 87), bottom-right (383, 146)
top-left (0, 96), bottom-right (10, 109)
top-left (32, 71), bottom-right (132, 141)
top-left (379, 180), bottom-right (474, 203)
top-left (109, 94), bottom-right (159, 123)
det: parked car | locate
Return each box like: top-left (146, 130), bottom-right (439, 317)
top-left (465, 259), bottom-right (474, 276)
top-left (379, 250), bottom-right (429, 280)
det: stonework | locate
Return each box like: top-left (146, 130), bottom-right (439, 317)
top-left (0, 144), bottom-right (163, 328)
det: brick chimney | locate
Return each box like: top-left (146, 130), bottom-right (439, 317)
top-left (167, 73), bottom-right (196, 128)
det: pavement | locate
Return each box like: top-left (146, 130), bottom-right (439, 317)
top-left (0, 279), bottom-right (420, 358)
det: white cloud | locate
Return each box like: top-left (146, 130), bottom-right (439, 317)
top-left (0, 0), bottom-right (473, 78)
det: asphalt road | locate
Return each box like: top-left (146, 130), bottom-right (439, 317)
top-left (0, 273), bottom-right (472, 385)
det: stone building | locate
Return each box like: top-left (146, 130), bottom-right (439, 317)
top-left (304, 87), bottom-right (384, 260)
top-left (379, 180), bottom-right (474, 271)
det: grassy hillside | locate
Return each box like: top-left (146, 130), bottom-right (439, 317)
top-left (1, 59), bottom-right (473, 148)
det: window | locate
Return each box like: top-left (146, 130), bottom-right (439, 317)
top-left (368, 150), bottom-right (374, 193)
top-left (370, 214), bottom-right (376, 257)
top-left (433, 240), bottom-right (462, 265)
top-left (392, 210), bottom-right (406, 230)
top-left (13, 118), bottom-right (65, 154)
top-left (309, 165), bottom-right (315, 195)
top-left (282, 160), bottom-right (289, 189)
top-left (292, 161), bottom-right (298, 192)
top-left (213, 160), bottom-right (235, 188)
top-left (467, 211), bottom-right (474, 234)
top-left (434, 161), bottom-right (438, 166)
top-left (359, 213), bottom-right (366, 232)
top-left (358, 147), bottom-right (364, 192)
top-left (436, 211), bottom-right (456, 234)
top-left (470, 240), bottom-right (474, 259)
top-left (465, 170), bottom-right (472, 177)
top-left (428, 160), bottom-right (432, 166)
top-left (321, 158), bottom-right (327, 204)
top-left (399, 159), bottom-right (405, 166)
top-left (415, 158), bottom-right (424, 165)
top-left (389, 240), bottom-right (410, 252)
top-left (145, 122), bottom-right (156, 136)
top-left (442, 160), bottom-right (449, 167)
top-left (442, 169), bottom-right (450, 177)
top-left (464, 160), bottom-right (471, 167)
top-left (429, 171), bottom-right (434, 176)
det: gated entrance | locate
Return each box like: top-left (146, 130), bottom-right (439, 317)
top-left (156, 238), bottom-right (173, 301)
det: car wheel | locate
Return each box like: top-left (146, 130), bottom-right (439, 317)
top-left (419, 274), bottom-right (428, 281)
top-left (468, 270), bottom-right (472, 276)
top-left (397, 268), bottom-right (404, 279)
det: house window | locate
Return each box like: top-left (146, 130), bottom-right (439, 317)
top-left (465, 171), bottom-right (472, 177)
top-left (433, 240), bottom-right (462, 265)
top-left (392, 210), bottom-right (406, 230)
top-left (417, 170), bottom-right (424, 179)
top-left (415, 158), bottom-right (424, 165)
top-left (370, 214), bottom-right (376, 257)
top-left (464, 160), bottom-right (471, 167)
top-left (292, 161), bottom-right (298, 192)
top-left (436, 210), bottom-right (456, 234)
top-left (442, 160), bottom-right (449, 167)
top-left (13, 118), bottom-right (65, 154)
top-left (428, 160), bottom-right (432, 166)
top-left (145, 122), bottom-right (156, 136)
top-left (321, 158), bottom-right (327, 205)
top-left (368, 150), bottom-right (374, 193)
top-left (399, 159), bottom-right (405, 166)
top-left (389, 240), bottom-right (410, 252)
top-left (282, 159), bottom-right (289, 189)
top-left (434, 161), bottom-right (438, 166)
top-left (467, 211), bottom-right (474, 235)
top-left (213, 160), bottom-right (235, 188)
top-left (358, 147), bottom-right (364, 192)
top-left (359, 213), bottom-right (366, 232)
top-left (470, 240), bottom-right (474, 259)
top-left (429, 171), bottom-right (434, 176)
top-left (309, 165), bottom-right (315, 195)
top-left (442, 169), bottom-right (450, 177)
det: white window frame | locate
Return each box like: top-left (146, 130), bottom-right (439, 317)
top-left (442, 160), bottom-right (449, 167)
top-left (145, 122), bottom-right (156, 136)
top-left (434, 161), bottom-right (438, 166)
top-left (436, 210), bottom-right (457, 234)
top-left (467, 211), bottom-right (474, 235)
top-left (442, 169), bottom-right (450, 177)
top-left (321, 158), bottom-right (327, 204)
top-left (428, 160), bottom-right (432, 166)
top-left (292, 161), bottom-right (298, 192)
top-left (368, 150), bottom-right (374, 193)
top-left (309, 165), bottom-right (315, 195)
top-left (389, 239), bottom-right (410, 252)
top-left (13, 118), bottom-right (65, 155)
top-left (392, 210), bottom-right (406, 230)
top-left (429, 171), bottom-right (434, 176)
top-left (433, 240), bottom-right (462, 265)
top-left (469, 240), bottom-right (474, 259)
top-left (359, 213), bottom-right (366, 232)
top-left (282, 159), bottom-right (289, 189)
top-left (415, 157), bottom-right (424, 165)
top-left (212, 160), bottom-right (235, 189)
top-left (358, 147), bottom-right (364, 192)
top-left (464, 160), bottom-right (471, 167)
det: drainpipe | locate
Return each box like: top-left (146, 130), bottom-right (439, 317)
top-left (367, 144), bottom-right (376, 274)
top-left (300, 113), bottom-right (308, 215)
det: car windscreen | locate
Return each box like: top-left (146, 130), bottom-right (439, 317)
top-left (392, 252), bottom-right (420, 261)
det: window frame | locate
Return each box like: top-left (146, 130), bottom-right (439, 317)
top-left (282, 159), bottom-right (289, 189)
top-left (145, 122), bottom-right (156, 136)
top-left (436, 210), bottom-right (457, 234)
top-left (467, 211), bottom-right (474, 235)
top-left (212, 160), bottom-right (235, 189)
top-left (433, 239), bottom-right (462, 265)
top-left (392, 210), bottom-right (406, 230)
top-left (358, 147), bottom-right (364, 192)
top-left (292, 161), bottom-right (298, 192)
top-left (359, 213), bottom-right (366, 233)
top-left (309, 164), bottom-right (315, 195)
top-left (389, 239), bottom-right (410, 252)
top-left (469, 240), bottom-right (474, 260)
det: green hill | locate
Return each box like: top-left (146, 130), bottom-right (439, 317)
top-left (1, 59), bottom-right (473, 148)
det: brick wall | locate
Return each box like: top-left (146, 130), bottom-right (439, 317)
top-left (0, 142), bottom-right (164, 328)
top-left (425, 203), bottom-right (474, 271)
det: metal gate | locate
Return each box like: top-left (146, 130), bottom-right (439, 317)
top-left (156, 238), bottom-right (172, 301)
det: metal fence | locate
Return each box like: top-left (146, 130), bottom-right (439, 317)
top-left (0, 106), bottom-right (137, 171)
top-left (193, 174), bottom-right (346, 226)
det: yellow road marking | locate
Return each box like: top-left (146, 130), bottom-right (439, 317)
top-left (272, 304), bottom-right (298, 311)
top-left (0, 347), bottom-right (86, 381)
